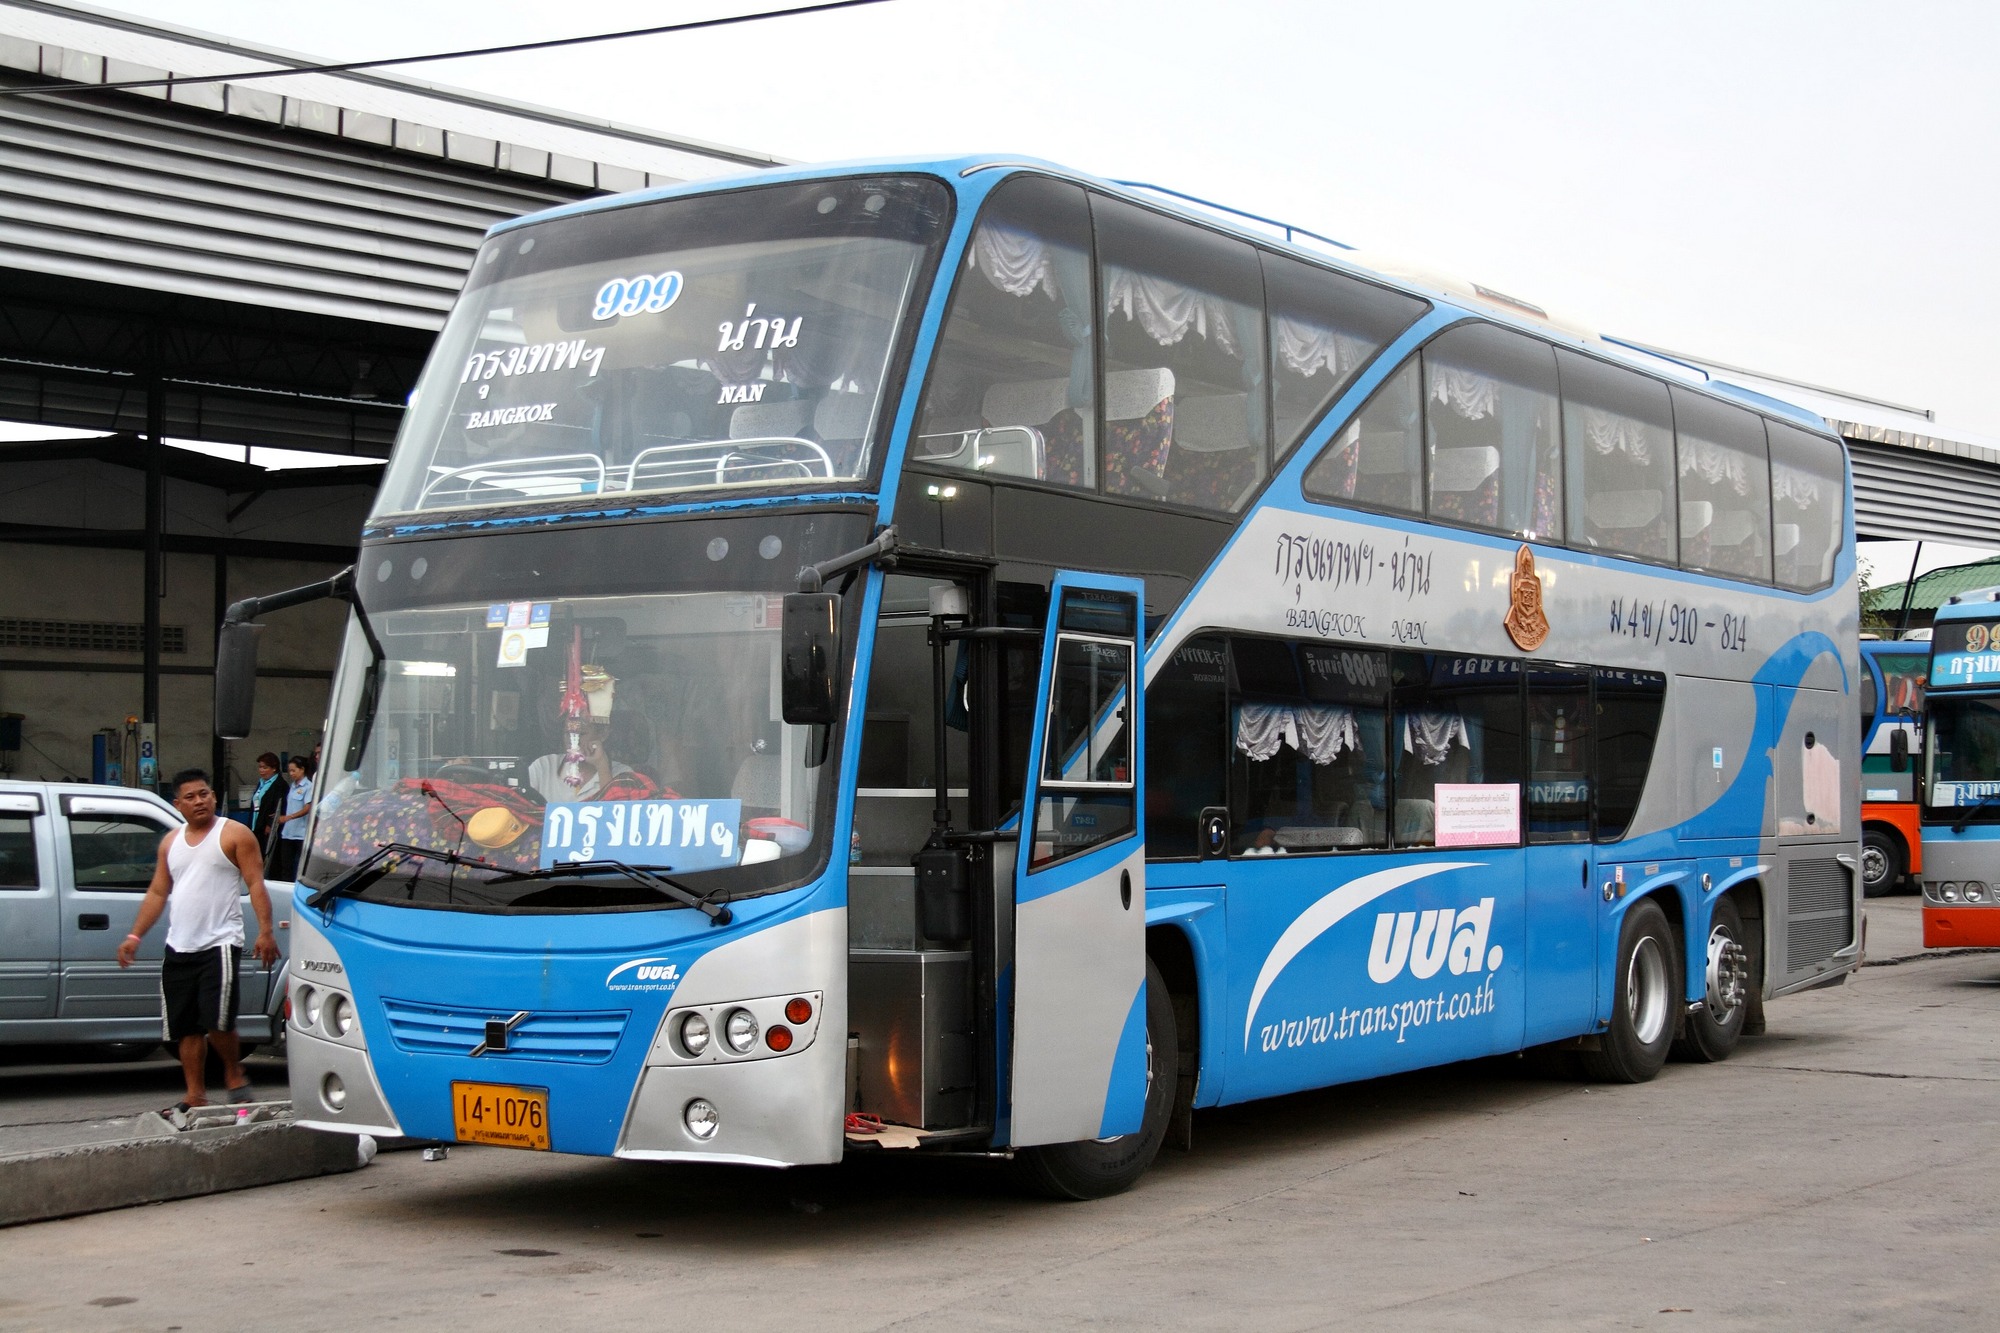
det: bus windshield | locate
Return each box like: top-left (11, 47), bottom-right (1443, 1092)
top-left (373, 175), bottom-right (952, 517)
top-left (1925, 694), bottom-right (2000, 822)
top-left (304, 588), bottom-right (827, 910)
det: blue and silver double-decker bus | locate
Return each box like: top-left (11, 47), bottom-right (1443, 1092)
top-left (219, 156), bottom-right (1859, 1197)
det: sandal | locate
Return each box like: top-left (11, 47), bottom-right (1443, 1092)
top-left (224, 1084), bottom-right (256, 1106)
top-left (159, 1101), bottom-right (198, 1129)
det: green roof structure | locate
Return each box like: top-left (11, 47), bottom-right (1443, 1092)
top-left (1865, 556), bottom-right (2000, 617)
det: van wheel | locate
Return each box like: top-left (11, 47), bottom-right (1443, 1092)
top-left (1580, 899), bottom-right (1679, 1084)
top-left (1861, 829), bottom-right (1902, 898)
top-left (1673, 897), bottom-right (1748, 1063)
top-left (1016, 959), bottom-right (1177, 1201)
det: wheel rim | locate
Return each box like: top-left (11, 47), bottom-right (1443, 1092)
top-left (1705, 927), bottom-right (1748, 1024)
top-left (1093, 1027), bottom-right (1155, 1144)
top-left (1626, 934), bottom-right (1670, 1046)
top-left (1861, 844), bottom-right (1889, 890)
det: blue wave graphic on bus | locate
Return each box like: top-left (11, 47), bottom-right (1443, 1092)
top-left (1242, 861), bottom-right (1479, 1050)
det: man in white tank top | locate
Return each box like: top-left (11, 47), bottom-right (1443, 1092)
top-left (118, 768), bottom-right (280, 1119)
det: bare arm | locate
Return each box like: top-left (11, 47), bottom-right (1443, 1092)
top-left (224, 821), bottom-right (280, 967)
top-left (117, 834), bottom-right (175, 968)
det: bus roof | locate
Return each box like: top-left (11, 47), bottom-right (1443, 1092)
top-left (484, 152), bottom-right (1839, 441)
top-left (1938, 587), bottom-right (2000, 617)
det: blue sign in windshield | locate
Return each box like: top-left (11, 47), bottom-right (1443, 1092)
top-left (542, 798), bottom-right (743, 872)
top-left (1931, 619), bottom-right (2000, 688)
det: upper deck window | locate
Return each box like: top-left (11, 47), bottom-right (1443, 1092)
top-left (1559, 350), bottom-right (1676, 562)
top-left (1263, 252), bottom-right (1427, 458)
top-left (1425, 323), bottom-right (1563, 541)
top-left (912, 177), bottom-right (1098, 488)
top-left (1767, 421), bottom-right (1845, 592)
top-left (373, 177), bottom-right (951, 518)
top-left (1672, 387), bottom-right (1772, 582)
top-left (1093, 196), bottom-right (1269, 512)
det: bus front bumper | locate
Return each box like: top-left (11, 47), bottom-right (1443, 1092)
top-left (1923, 906), bottom-right (2000, 949)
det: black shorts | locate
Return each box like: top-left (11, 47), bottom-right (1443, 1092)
top-left (160, 944), bottom-right (241, 1041)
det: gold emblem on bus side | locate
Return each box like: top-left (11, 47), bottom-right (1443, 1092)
top-left (1504, 544), bottom-right (1550, 651)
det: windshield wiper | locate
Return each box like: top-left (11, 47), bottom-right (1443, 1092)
top-left (304, 842), bottom-right (501, 909)
top-left (488, 860), bottom-right (733, 925)
top-left (1951, 790), bottom-right (2000, 834)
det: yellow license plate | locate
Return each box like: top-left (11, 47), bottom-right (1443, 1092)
top-left (451, 1081), bottom-right (550, 1150)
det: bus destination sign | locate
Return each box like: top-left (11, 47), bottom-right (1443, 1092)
top-left (1931, 619), bottom-right (2000, 688)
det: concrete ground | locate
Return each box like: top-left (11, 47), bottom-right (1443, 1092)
top-left (3, 894), bottom-right (1993, 1331)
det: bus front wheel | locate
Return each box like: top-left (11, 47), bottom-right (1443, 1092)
top-left (1581, 898), bottom-right (1679, 1084)
top-left (1860, 829), bottom-right (1903, 898)
top-left (1015, 959), bottom-right (1178, 1201)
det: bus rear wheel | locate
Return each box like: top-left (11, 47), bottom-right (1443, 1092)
top-left (1673, 897), bottom-right (1749, 1063)
top-left (1860, 829), bottom-right (1903, 898)
top-left (1016, 959), bottom-right (1178, 1201)
top-left (1580, 898), bottom-right (1679, 1084)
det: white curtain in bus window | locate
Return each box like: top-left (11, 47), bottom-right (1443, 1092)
top-left (1262, 251), bottom-right (1428, 459)
top-left (1228, 638), bottom-right (1392, 854)
top-left (1424, 324), bottom-right (1563, 541)
top-left (1766, 422), bottom-right (1845, 592)
top-left (1672, 387), bottom-right (1772, 581)
top-left (912, 176), bottom-right (1097, 487)
top-left (1092, 196), bottom-right (1267, 512)
top-left (1391, 653), bottom-right (1524, 848)
top-left (1303, 359), bottom-right (1423, 515)
top-left (1558, 350), bottom-right (1676, 562)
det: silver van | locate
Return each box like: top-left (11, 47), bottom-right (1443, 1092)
top-left (0, 781), bottom-right (293, 1049)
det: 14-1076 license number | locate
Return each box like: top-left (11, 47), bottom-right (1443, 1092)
top-left (451, 1081), bottom-right (550, 1151)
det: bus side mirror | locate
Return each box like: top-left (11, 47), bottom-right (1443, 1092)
top-left (1890, 727), bottom-right (1910, 772)
top-left (781, 593), bottom-right (841, 726)
top-left (214, 621), bottom-right (264, 740)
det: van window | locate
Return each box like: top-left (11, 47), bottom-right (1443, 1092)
top-left (1302, 358), bottom-right (1423, 515)
top-left (1672, 388), bottom-right (1771, 581)
top-left (1560, 351), bottom-right (1676, 563)
top-left (912, 176), bottom-right (1097, 488)
top-left (0, 815), bottom-right (37, 889)
top-left (1425, 324), bottom-right (1563, 541)
top-left (1093, 196), bottom-right (1268, 512)
top-left (1263, 252), bottom-right (1426, 458)
top-left (1767, 422), bottom-right (1845, 592)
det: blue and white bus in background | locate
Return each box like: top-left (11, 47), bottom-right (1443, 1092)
top-left (217, 155), bottom-right (1859, 1198)
top-left (1859, 638), bottom-right (1927, 897)
top-left (1918, 590), bottom-right (2000, 947)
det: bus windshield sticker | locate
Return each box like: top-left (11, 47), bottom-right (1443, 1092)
top-left (1433, 784), bottom-right (1521, 848)
top-left (592, 271), bottom-right (684, 321)
top-left (540, 798), bottom-right (743, 871)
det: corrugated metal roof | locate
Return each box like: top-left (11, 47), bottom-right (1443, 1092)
top-left (1864, 556), bottom-right (2000, 614)
top-left (1850, 439), bottom-right (2000, 546)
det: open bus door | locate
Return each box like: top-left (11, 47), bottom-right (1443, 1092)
top-left (1006, 573), bottom-right (1150, 1148)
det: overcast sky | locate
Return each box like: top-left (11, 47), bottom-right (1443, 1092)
top-left (91, 0), bottom-right (2000, 574)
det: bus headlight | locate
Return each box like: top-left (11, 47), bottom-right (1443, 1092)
top-left (1968, 882), bottom-right (1989, 902)
top-left (1942, 883), bottom-right (1962, 902)
top-left (323, 993), bottom-right (355, 1037)
top-left (683, 1098), bottom-right (719, 1140)
top-left (321, 1072), bottom-right (346, 1111)
top-left (678, 1011), bottom-right (710, 1057)
top-left (297, 986), bottom-right (320, 1028)
top-left (724, 1008), bottom-right (758, 1054)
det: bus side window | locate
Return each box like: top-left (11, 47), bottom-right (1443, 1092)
top-left (1672, 387), bottom-right (1772, 582)
top-left (1593, 668), bottom-right (1667, 841)
top-left (911, 176), bottom-right (1096, 488)
top-left (1145, 634), bottom-right (1229, 859)
top-left (1262, 250), bottom-right (1427, 462)
top-left (1858, 659), bottom-right (1877, 734)
top-left (1767, 422), bottom-right (1845, 592)
top-left (1227, 638), bottom-right (1392, 855)
top-left (1302, 358), bottom-right (1422, 516)
top-left (1092, 195), bottom-right (1267, 513)
top-left (1421, 324), bottom-right (1564, 541)
top-left (1391, 654), bottom-right (1524, 848)
top-left (1527, 665), bottom-right (1592, 843)
top-left (1558, 350), bottom-right (1676, 563)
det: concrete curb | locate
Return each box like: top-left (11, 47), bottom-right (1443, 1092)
top-left (0, 1120), bottom-right (365, 1228)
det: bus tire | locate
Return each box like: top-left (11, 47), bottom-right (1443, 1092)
top-left (1672, 896), bottom-right (1748, 1063)
top-left (1860, 828), bottom-right (1902, 898)
top-left (1580, 898), bottom-right (1679, 1084)
top-left (1015, 959), bottom-right (1178, 1201)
